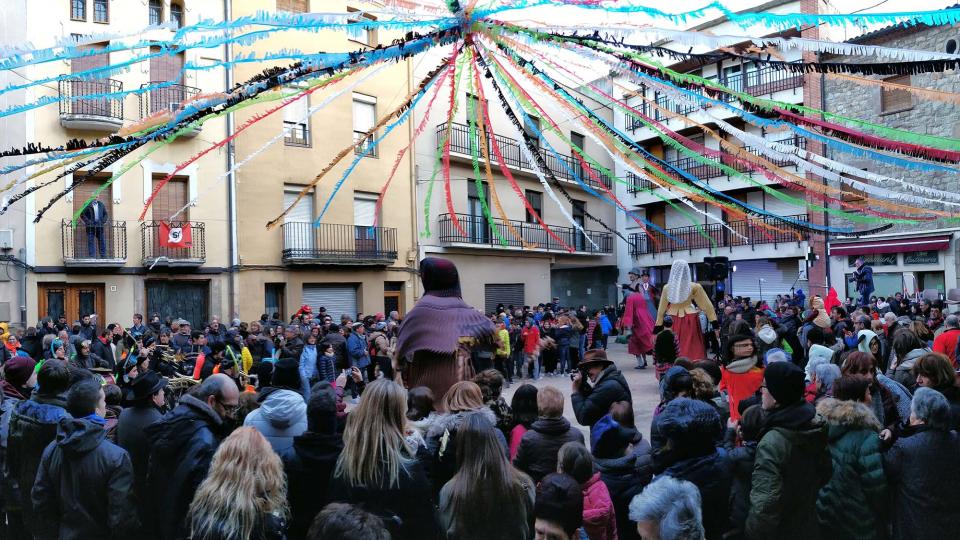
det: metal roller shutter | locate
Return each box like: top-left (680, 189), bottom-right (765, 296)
top-left (484, 284), bottom-right (525, 314)
top-left (302, 284), bottom-right (358, 322)
top-left (730, 260), bottom-right (797, 303)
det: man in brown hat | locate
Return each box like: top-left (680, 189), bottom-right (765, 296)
top-left (571, 350), bottom-right (632, 432)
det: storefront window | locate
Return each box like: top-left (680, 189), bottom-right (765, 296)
top-left (846, 272), bottom-right (903, 299)
top-left (904, 250), bottom-right (939, 265)
top-left (919, 271), bottom-right (945, 295)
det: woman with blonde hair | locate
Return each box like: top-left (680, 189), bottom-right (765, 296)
top-left (427, 381), bottom-right (508, 494)
top-left (187, 427), bottom-right (288, 540)
top-left (328, 378), bottom-right (440, 540)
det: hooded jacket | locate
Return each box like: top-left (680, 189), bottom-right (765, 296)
top-left (31, 417), bottom-right (139, 540)
top-left (243, 388), bottom-right (307, 454)
top-left (512, 416), bottom-right (585, 483)
top-left (815, 398), bottom-right (886, 540)
top-left (144, 394), bottom-right (225, 540)
top-left (116, 402), bottom-right (163, 528)
top-left (4, 392), bottom-right (69, 531)
top-left (280, 429), bottom-right (343, 540)
top-left (594, 441), bottom-right (653, 540)
top-left (746, 401), bottom-right (831, 540)
top-left (571, 364), bottom-right (632, 429)
top-left (581, 472), bottom-right (618, 540)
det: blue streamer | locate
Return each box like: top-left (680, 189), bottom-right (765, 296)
top-left (515, 54), bottom-right (864, 235)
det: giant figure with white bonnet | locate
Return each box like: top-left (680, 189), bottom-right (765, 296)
top-left (655, 260), bottom-right (718, 361)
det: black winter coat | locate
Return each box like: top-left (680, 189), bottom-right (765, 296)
top-left (31, 417), bottom-right (139, 540)
top-left (4, 392), bottom-right (69, 534)
top-left (280, 337), bottom-right (304, 361)
top-left (659, 449), bottom-right (733, 540)
top-left (90, 339), bottom-right (116, 370)
top-left (513, 416), bottom-right (585, 483)
top-left (594, 440), bottom-right (653, 540)
top-left (327, 446), bottom-right (441, 540)
top-left (571, 365), bottom-right (632, 429)
top-left (883, 424), bottom-right (960, 540)
top-left (281, 431), bottom-right (343, 540)
top-left (723, 428), bottom-right (757, 534)
top-left (116, 403), bottom-right (163, 526)
top-left (144, 395), bottom-right (225, 540)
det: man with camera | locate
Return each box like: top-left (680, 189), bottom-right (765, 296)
top-left (570, 349), bottom-right (632, 432)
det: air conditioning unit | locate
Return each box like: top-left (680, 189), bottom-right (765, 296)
top-left (0, 229), bottom-right (13, 250)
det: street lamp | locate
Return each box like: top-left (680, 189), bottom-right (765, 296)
top-left (758, 278), bottom-right (766, 302)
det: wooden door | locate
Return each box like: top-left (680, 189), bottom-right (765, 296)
top-left (145, 280), bottom-right (209, 328)
top-left (151, 176), bottom-right (189, 259)
top-left (148, 47), bottom-right (185, 114)
top-left (38, 283), bottom-right (106, 323)
top-left (72, 174), bottom-right (113, 258)
top-left (70, 43), bottom-right (109, 115)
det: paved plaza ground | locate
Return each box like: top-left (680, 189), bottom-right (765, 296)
top-left (502, 342), bottom-right (661, 441)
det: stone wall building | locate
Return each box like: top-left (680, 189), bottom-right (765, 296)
top-left (824, 21), bottom-right (960, 301)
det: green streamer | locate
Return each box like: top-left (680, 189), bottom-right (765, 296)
top-left (423, 51), bottom-right (468, 238)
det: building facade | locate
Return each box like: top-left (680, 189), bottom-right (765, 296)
top-left (615, 0), bottom-right (817, 302)
top-left (7, 0), bottom-right (230, 329)
top-left (823, 21), bottom-right (960, 301)
top-left (413, 58), bottom-right (620, 313)
top-left (232, 0), bottom-right (420, 322)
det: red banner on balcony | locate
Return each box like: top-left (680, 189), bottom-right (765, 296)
top-left (159, 221), bottom-right (192, 248)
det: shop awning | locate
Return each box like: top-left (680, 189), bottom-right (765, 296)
top-left (829, 234), bottom-right (952, 256)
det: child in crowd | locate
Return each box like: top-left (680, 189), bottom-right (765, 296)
top-left (558, 441), bottom-right (618, 540)
top-left (653, 316), bottom-right (679, 381)
top-left (724, 404), bottom-right (764, 539)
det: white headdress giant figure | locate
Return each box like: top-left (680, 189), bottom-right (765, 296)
top-left (667, 260), bottom-right (693, 305)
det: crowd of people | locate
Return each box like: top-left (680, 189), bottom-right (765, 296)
top-left (0, 255), bottom-right (958, 540)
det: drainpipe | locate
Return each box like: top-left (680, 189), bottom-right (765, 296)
top-left (407, 56), bottom-right (421, 301)
top-left (18, 248), bottom-right (27, 327)
top-left (819, 51), bottom-right (831, 293)
top-left (224, 0), bottom-right (238, 319)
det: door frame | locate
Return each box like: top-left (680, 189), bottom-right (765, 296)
top-left (38, 283), bottom-right (106, 324)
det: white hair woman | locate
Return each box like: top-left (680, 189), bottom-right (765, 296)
top-left (328, 378), bottom-right (440, 540)
top-left (629, 477), bottom-right (705, 540)
top-left (655, 260), bottom-right (717, 361)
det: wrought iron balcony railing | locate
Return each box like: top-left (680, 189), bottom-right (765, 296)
top-left (140, 221), bottom-right (206, 266)
top-left (61, 220), bottom-right (127, 266)
top-left (629, 214), bottom-right (807, 256)
top-left (281, 222), bottom-right (397, 264)
top-left (438, 213), bottom-right (613, 255)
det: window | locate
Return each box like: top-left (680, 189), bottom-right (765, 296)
top-left (265, 283), bottom-right (285, 319)
top-left (93, 0), bottom-right (108, 22)
top-left (283, 89), bottom-right (310, 147)
top-left (148, 0), bottom-right (163, 25)
top-left (355, 192), bottom-right (380, 255)
top-left (881, 75), bottom-right (912, 113)
top-left (352, 93), bottom-right (377, 157)
top-left (839, 171), bottom-right (867, 213)
top-left (525, 190), bottom-right (543, 223)
top-left (277, 0), bottom-right (309, 12)
top-left (523, 114), bottom-right (541, 146)
top-left (347, 8), bottom-right (378, 47)
top-left (71, 0), bottom-right (86, 21)
top-left (170, 2), bottom-right (184, 28)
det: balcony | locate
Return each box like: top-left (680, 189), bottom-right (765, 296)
top-left (58, 78), bottom-right (124, 132)
top-left (281, 222), bottom-right (397, 265)
top-left (629, 214), bottom-right (807, 256)
top-left (724, 67), bottom-right (804, 98)
top-left (623, 135), bottom-right (808, 191)
top-left (61, 220), bottom-right (127, 267)
top-left (438, 122), bottom-right (615, 191)
top-left (139, 83), bottom-right (202, 138)
top-left (438, 213), bottom-right (613, 255)
top-left (140, 221), bottom-right (206, 267)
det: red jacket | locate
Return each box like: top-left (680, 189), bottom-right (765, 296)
top-left (932, 328), bottom-right (960, 368)
top-left (582, 473), bottom-right (618, 540)
top-left (720, 364), bottom-right (765, 422)
top-left (521, 326), bottom-right (540, 355)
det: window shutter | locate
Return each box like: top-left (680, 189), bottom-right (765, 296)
top-left (354, 194), bottom-right (377, 227)
top-left (352, 94), bottom-right (376, 132)
top-left (881, 75), bottom-right (912, 112)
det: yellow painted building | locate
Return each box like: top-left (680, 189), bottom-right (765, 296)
top-left (231, 0), bottom-right (419, 321)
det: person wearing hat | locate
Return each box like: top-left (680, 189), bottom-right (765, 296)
top-left (117, 370), bottom-right (168, 526)
top-left (591, 412), bottom-right (651, 540)
top-left (655, 260), bottom-right (718, 362)
top-left (571, 350), bottom-right (632, 431)
top-left (366, 321), bottom-right (392, 382)
top-left (747, 362), bottom-right (831, 540)
top-left (280, 325), bottom-right (304, 361)
top-left (621, 273), bottom-right (656, 370)
top-left (848, 256), bottom-right (875, 308)
top-left (1, 356), bottom-right (36, 402)
top-left (394, 258), bottom-right (497, 400)
top-left (243, 357), bottom-right (307, 455)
